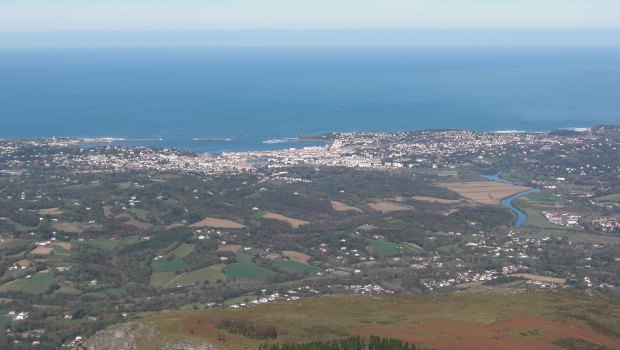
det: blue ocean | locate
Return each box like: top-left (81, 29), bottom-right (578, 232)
top-left (1, 47), bottom-right (619, 152)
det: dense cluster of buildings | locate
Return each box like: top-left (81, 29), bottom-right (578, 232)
top-left (592, 218), bottom-right (619, 232)
top-left (2, 129), bottom-right (614, 179)
top-left (542, 211), bottom-right (582, 227)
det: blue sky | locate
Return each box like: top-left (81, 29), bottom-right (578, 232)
top-left (1, 0), bottom-right (619, 32)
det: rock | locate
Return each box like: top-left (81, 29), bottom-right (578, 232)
top-left (70, 321), bottom-right (220, 350)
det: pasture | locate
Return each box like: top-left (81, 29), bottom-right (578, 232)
top-left (52, 221), bottom-right (103, 233)
top-left (274, 260), bottom-right (321, 274)
top-left (151, 257), bottom-right (189, 273)
top-left (171, 244), bottom-right (195, 258)
top-left (150, 265), bottom-right (227, 288)
top-left (223, 263), bottom-right (274, 279)
top-left (368, 201), bottom-right (414, 213)
top-left (217, 245), bottom-right (242, 253)
top-left (35, 208), bottom-right (63, 216)
top-left (331, 201), bottom-right (363, 212)
top-left (409, 196), bottom-right (462, 204)
top-left (116, 213), bottom-right (153, 230)
top-left (30, 246), bottom-right (53, 255)
top-left (282, 251), bottom-right (311, 263)
top-left (0, 273), bottom-right (53, 294)
top-left (510, 274), bottom-right (566, 285)
top-left (190, 217), bottom-right (246, 229)
top-left (439, 181), bottom-right (530, 205)
top-left (524, 192), bottom-right (570, 206)
top-left (262, 212), bottom-right (309, 228)
top-left (84, 235), bottom-right (141, 252)
top-left (366, 238), bottom-right (400, 256)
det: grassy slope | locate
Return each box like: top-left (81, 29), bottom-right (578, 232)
top-left (274, 260), bottom-right (322, 274)
top-left (366, 239), bottom-right (400, 256)
top-left (140, 291), bottom-right (620, 350)
top-left (224, 263), bottom-right (274, 279)
top-left (223, 251), bottom-right (275, 279)
top-left (0, 273), bottom-right (53, 294)
top-left (150, 265), bottom-right (227, 288)
top-left (151, 258), bottom-right (189, 273)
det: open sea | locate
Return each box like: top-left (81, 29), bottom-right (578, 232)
top-left (1, 46), bottom-right (619, 153)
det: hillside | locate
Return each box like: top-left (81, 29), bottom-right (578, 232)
top-left (74, 291), bottom-right (620, 350)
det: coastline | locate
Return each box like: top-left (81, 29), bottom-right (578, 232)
top-left (0, 125), bottom-right (604, 154)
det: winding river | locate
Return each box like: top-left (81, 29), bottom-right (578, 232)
top-left (481, 173), bottom-right (541, 228)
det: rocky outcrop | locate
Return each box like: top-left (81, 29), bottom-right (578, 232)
top-left (71, 321), bottom-right (220, 350)
top-left (160, 339), bottom-right (221, 350)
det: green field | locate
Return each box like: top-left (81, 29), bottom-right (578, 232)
top-left (171, 244), bottom-right (195, 258)
top-left (525, 193), bottom-right (570, 205)
top-left (366, 238), bottom-right (400, 256)
top-left (52, 246), bottom-right (72, 256)
top-left (84, 235), bottom-right (141, 251)
top-left (502, 172), bottom-right (537, 181)
top-left (54, 285), bottom-right (82, 295)
top-left (0, 314), bottom-right (11, 329)
top-left (401, 242), bottom-right (426, 253)
top-left (128, 208), bottom-right (148, 220)
top-left (228, 250), bottom-right (276, 278)
top-left (0, 273), bottom-right (54, 294)
top-left (174, 266), bottom-right (227, 285)
top-left (149, 272), bottom-right (176, 288)
top-left (235, 250), bottom-right (253, 263)
top-left (274, 260), bottom-right (322, 274)
top-left (151, 257), bottom-right (189, 273)
top-left (522, 208), bottom-right (566, 229)
top-left (150, 265), bottom-right (227, 288)
top-left (223, 263), bottom-right (274, 279)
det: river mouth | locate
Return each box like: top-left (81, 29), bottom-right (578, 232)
top-left (481, 173), bottom-right (541, 228)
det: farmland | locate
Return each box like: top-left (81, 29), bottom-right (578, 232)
top-left (224, 263), bottom-right (274, 279)
top-left (274, 260), bottom-right (321, 274)
top-left (83, 235), bottom-right (141, 251)
top-left (409, 196), bottom-right (463, 204)
top-left (366, 239), bottom-right (400, 256)
top-left (282, 251), bottom-right (311, 264)
top-left (217, 244), bottom-right (242, 253)
top-left (331, 201), bottom-right (363, 212)
top-left (151, 257), bottom-right (189, 273)
top-left (439, 181), bottom-right (531, 205)
top-left (368, 201), bottom-right (414, 213)
top-left (29, 246), bottom-right (53, 255)
top-left (190, 217), bottom-right (247, 229)
top-left (218, 250), bottom-right (275, 279)
top-left (171, 243), bottom-right (195, 258)
top-left (0, 273), bottom-right (54, 294)
top-left (151, 265), bottom-right (228, 288)
top-left (262, 212), bottom-right (309, 228)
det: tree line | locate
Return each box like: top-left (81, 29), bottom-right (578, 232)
top-left (258, 335), bottom-right (426, 350)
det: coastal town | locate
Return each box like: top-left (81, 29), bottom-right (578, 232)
top-left (1, 126), bottom-right (618, 179)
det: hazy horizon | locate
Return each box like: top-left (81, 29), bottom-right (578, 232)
top-left (2, 0), bottom-right (619, 32)
top-left (1, 29), bottom-right (620, 48)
